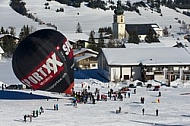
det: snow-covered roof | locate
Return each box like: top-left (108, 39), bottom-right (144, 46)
top-left (64, 33), bottom-right (89, 43)
top-left (0, 34), bottom-right (19, 39)
top-left (124, 42), bottom-right (166, 48)
top-left (102, 47), bottom-right (190, 66)
top-left (159, 36), bottom-right (189, 47)
top-left (74, 53), bottom-right (97, 62)
top-left (74, 48), bottom-right (98, 62)
top-left (74, 48), bottom-right (98, 56)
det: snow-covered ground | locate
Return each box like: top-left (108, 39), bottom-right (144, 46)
top-left (1, 59), bottom-right (190, 126)
top-left (1, 0), bottom-right (190, 125)
top-left (1, 0), bottom-right (190, 37)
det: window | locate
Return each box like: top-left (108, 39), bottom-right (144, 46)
top-left (121, 17), bottom-right (123, 23)
top-left (124, 75), bottom-right (129, 80)
top-left (92, 64), bottom-right (96, 67)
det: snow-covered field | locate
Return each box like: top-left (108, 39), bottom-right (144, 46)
top-left (1, 0), bottom-right (190, 125)
top-left (1, 0), bottom-right (190, 36)
top-left (1, 59), bottom-right (190, 126)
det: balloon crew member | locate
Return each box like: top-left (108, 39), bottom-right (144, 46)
top-left (24, 115), bottom-right (27, 122)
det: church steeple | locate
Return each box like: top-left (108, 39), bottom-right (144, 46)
top-left (112, 0), bottom-right (126, 39)
top-left (114, 0), bottom-right (124, 15)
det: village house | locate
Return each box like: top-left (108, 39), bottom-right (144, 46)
top-left (74, 48), bottom-right (98, 70)
top-left (64, 33), bottom-right (89, 49)
top-left (98, 47), bottom-right (190, 84)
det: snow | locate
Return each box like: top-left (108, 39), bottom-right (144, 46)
top-left (1, 0), bottom-right (190, 125)
top-left (101, 47), bottom-right (190, 66)
top-left (1, 0), bottom-right (190, 37)
top-left (0, 59), bottom-right (190, 125)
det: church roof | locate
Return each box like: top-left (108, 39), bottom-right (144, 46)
top-left (126, 24), bottom-right (157, 35)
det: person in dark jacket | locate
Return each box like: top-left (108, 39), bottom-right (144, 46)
top-left (142, 108), bottom-right (145, 115)
top-left (156, 109), bottom-right (158, 116)
top-left (24, 115), bottom-right (27, 122)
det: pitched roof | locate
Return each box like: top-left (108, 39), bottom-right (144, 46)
top-left (101, 47), bottom-right (190, 66)
top-left (126, 23), bottom-right (157, 35)
top-left (74, 48), bottom-right (98, 62)
top-left (64, 33), bottom-right (89, 43)
top-left (74, 53), bottom-right (97, 62)
top-left (74, 48), bottom-right (98, 56)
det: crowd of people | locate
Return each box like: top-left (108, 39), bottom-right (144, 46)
top-left (71, 82), bottom-right (161, 117)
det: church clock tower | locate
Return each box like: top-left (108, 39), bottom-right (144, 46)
top-left (112, 0), bottom-right (126, 39)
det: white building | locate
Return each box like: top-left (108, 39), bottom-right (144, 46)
top-left (98, 47), bottom-right (190, 84)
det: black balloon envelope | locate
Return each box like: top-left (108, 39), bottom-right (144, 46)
top-left (12, 29), bottom-right (74, 94)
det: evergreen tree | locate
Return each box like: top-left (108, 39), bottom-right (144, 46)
top-left (126, 0), bottom-right (131, 8)
top-left (2, 36), bottom-right (17, 57)
top-left (107, 39), bottom-right (115, 48)
top-left (161, 0), bottom-right (166, 5)
top-left (128, 29), bottom-right (140, 44)
top-left (0, 27), bottom-right (6, 34)
top-left (87, 30), bottom-right (97, 51)
top-left (163, 26), bottom-right (169, 37)
top-left (19, 25), bottom-right (30, 42)
top-left (97, 32), bottom-right (105, 52)
top-left (145, 28), bottom-right (159, 43)
top-left (9, 27), bottom-right (16, 36)
top-left (10, 0), bottom-right (27, 15)
top-left (76, 22), bottom-right (82, 33)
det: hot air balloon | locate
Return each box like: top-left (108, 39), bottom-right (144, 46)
top-left (12, 29), bottom-right (74, 94)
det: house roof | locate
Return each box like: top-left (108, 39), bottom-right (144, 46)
top-left (74, 53), bottom-right (97, 62)
top-left (63, 33), bottom-right (89, 43)
top-left (0, 34), bottom-right (19, 40)
top-left (74, 48), bottom-right (98, 56)
top-left (126, 23), bottom-right (157, 35)
top-left (101, 47), bottom-right (190, 66)
top-left (74, 48), bottom-right (98, 62)
top-left (124, 42), bottom-right (166, 48)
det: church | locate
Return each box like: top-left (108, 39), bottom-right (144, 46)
top-left (112, 0), bottom-right (163, 41)
top-left (97, 0), bottom-right (190, 84)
